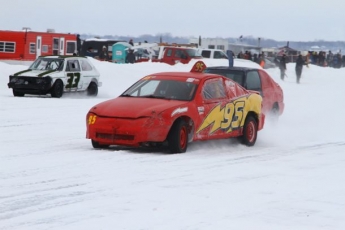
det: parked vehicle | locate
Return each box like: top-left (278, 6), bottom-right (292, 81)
top-left (203, 63), bottom-right (284, 117)
top-left (141, 46), bottom-right (203, 65)
top-left (80, 38), bottom-right (125, 59)
top-left (86, 61), bottom-right (265, 153)
top-left (8, 55), bottom-right (101, 98)
top-left (263, 58), bottom-right (277, 69)
top-left (199, 49), bottom-right (228, 59)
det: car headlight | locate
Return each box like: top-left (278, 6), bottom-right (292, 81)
top-left (10, 77), bottom-right (18, 83)
top-left (36, 78), bottom-right (43, 84)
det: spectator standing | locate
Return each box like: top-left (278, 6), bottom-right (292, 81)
top-left (99, 46), bottom-right (110, 61)
top-left (295, 54), bottom-right (306, 84)
top-left (126, 49), bottom-right (136, 64)
top-left (258, 54), bottom-right (265, 68)
top-left (129, 39), bottom-right (134, 46)
top-left (327, 51), bottom-right (333, 67)
top-left (226, 50), bottom-right (234, 67)
top-left (279, 54), bottom-right (287, 80)
top-left (85, 47), bottom-right (95, 57)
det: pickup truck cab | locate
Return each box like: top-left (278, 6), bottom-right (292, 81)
top-left (152, 46), bottom-right (203, 65)
top-left (199, 49), bottom-right (228, 59)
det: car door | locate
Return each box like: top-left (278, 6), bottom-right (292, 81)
top-left (65, 59), bottom-right (82, 91)
top-left (258, 69), bottom-right (276, 112)
top-left (245, 70), bottom-right (262, 95)
top-left (163, 48), bottom-right (174, 65)
top-left (245, 70), bottom-right (269, 112)
top-left (195, 77), bottom-right (233, 140)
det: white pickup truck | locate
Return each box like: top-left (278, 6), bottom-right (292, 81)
top-left (199, 49), bottom-right (228, 59)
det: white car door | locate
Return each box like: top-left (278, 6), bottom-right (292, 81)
top-left (65, 59), bottom-right (83, 91)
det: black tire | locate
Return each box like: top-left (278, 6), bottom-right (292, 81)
top-left (50, 80), bottom-right (64, 98)
top-left (270, 104), bottom-right (279, 118)
top-left (240, 115), bottom-right (258, 146)
top-left (87, 82), bottom-right (98, 96)
top-left (167, 119), bottom-right (188, 153)
top-left (91, 140), bottom-right (109, 149)
top-left (13, 89), bottom-right (24, 97)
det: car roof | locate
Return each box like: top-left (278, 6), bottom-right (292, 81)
top-left (38, 55), bottom-right (87, 59)
top-left (146, 72), bottom-right (223, 80)
top-left (205, 66), bottom-right (258, 72)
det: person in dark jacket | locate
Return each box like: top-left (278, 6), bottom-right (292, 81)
top-left (126, 49), bottom-right (136, 64)
top-left (295, 54), bottom-right (306, 84)
top-left (279, 54), bottom-right (287, 80)
top-left (99, 46), bottom-right (110, 61)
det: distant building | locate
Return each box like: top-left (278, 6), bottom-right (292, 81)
top-left (189, 38), bottom-right (228, 51)
top-left (0, 28), bottom-right (77, 65)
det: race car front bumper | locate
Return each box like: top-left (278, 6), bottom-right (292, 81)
top-left (8, 76), bottom-right (52, 93)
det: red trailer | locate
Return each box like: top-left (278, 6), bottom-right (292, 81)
top-left (0, 29), bottom-right (77, 64)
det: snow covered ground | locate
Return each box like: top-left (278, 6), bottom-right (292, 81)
top-left (1, 58), bottom-right (345, 230)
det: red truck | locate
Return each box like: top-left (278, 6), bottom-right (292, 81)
top-left (135, 45), bottom-right (203, 65)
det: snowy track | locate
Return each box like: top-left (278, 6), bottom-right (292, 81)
top-left (1, 60), bottom-right (345, 230)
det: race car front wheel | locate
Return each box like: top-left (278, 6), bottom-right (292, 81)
top-left (87, 82), bottom-right (98, 96)
top-left (51, 80), bottom-right (63, 98)
top-left (13, 89), bottom-right (25, 97)
top-left (240, 115), bottom-right (258, 146)
top-left (168, 119), bottom-right (188, 153)
top-left (91, 140), bottom-right (109, 149)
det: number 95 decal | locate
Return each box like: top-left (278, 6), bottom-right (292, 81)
top-left (88, 115), bottom-right (97, 125)
top-left (197, 101), bottom-right (245, 134)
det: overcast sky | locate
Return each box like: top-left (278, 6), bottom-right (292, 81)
top-left (1, 0), bottom-right (345, 41)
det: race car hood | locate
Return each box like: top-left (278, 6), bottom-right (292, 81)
top-left (13, 69), bottom-right (60, 77)
top-left (89, 97), bottom-right (189, 118)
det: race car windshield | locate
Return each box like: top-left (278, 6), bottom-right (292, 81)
top-left (121, 79), bottom-right (198, 101)
top-left (29, 58), bottom-right (64, 71)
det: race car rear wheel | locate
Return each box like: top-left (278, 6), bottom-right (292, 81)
top-left (51, 79), bottom-right (63, 98)
top-left (268, 104), bottom-right (280, 121)
top-left (87, 82), bottom-right (98, 96)
top-left (91, 140), bottom-right (109, 149)
top-left (240, 115), bottom-right (258, 146)
top-left (13, 89), bottom-right (25, 97)
top-left (168, 119), bottom-right (188, 153)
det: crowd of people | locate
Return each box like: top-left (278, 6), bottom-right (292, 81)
top-left (235, 49), bottom-right (345, 84)
top-left (308, 51), bottom-right (345, 68)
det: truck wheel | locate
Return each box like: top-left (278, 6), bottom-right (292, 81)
top-left (87, 82), bottom-right (98, 96)
top-left (167, 119), bottom-right (188, 153)
top-left (13, 89), bottom-right (24, 97)
top-left (51, 80), bottom-right (64, 98)
top-left (240, 115), bottom-right (258, 146)
top-left (91, 140), bottom-right (109, 149)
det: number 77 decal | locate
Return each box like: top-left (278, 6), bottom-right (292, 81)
top-left (66, 73), bottom-right (81, 88)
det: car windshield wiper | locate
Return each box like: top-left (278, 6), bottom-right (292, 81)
top-left (140, 94), bottom-right (166, 99)
top-left (120, 94), bottom-right (134, 97)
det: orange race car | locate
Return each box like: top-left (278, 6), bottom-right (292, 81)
top-left (86, 61), bottom-right (265, 153)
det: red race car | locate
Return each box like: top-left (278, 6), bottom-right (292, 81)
top-left (86, 61), bottom-right (265, 153)
top-left (204, 64), bottom-right (284, 118)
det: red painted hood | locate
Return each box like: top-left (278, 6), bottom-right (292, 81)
top-left (89, 97), bottom-right (189, 118)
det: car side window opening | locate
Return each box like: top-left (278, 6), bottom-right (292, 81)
top-left (66, 60), bottom-right (81, 72)
top-left (246, 71), bottom-right (262, 95)
top-left (80, 59), bottom-right (93, 71)
top-left (202, 50), bottom-right (211, 58)
top-left (166, 49), bottom-right (172, 57)
top-left (202, 79), bottom-right (226, 100)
